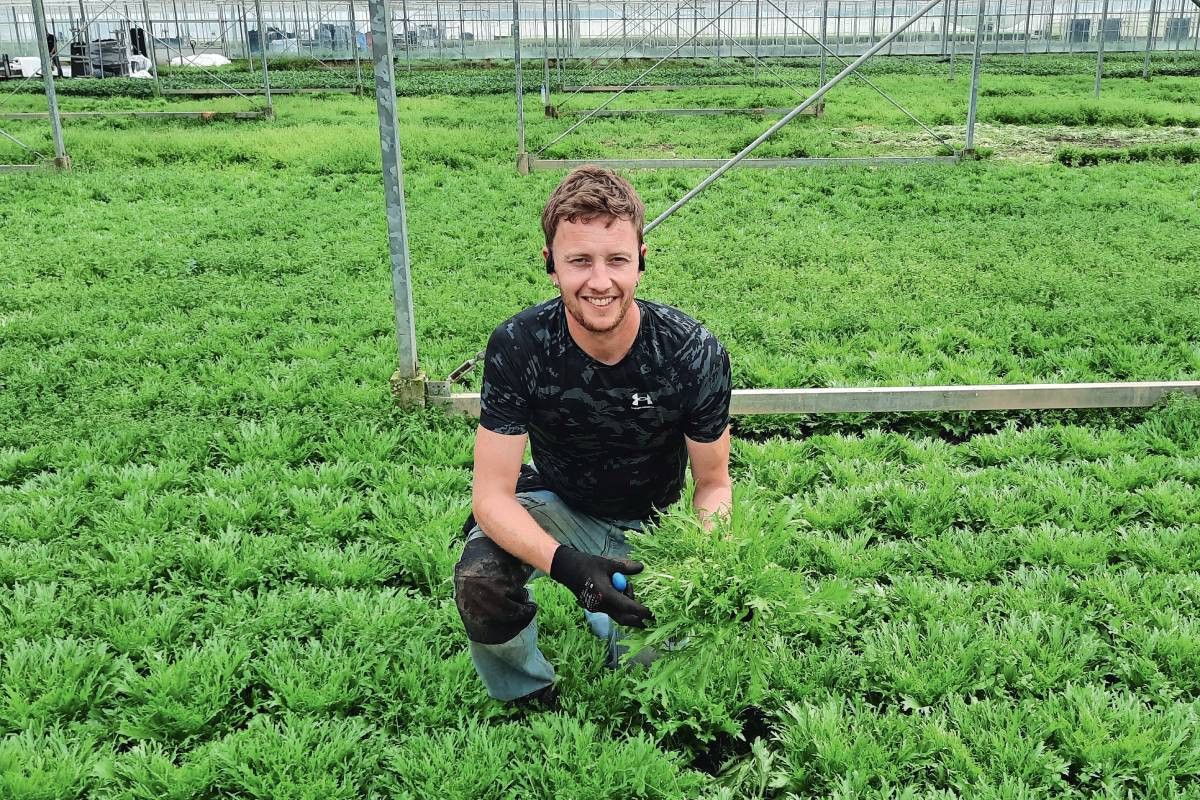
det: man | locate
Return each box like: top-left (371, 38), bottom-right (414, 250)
top-left (453, 165), bottom-right (733, 709)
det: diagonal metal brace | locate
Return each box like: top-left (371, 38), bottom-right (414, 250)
top-left (645, 0), bottom-right (947, 233)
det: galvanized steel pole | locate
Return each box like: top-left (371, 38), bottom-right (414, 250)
top-left (400, 0), bottom-right (410, 70)
top-left (965, 0), bottom-right (984, 152)
top-left (367, 0), bottom-right (420, 389)
top-left (1022, 0), bottom-right (1031, 54)
top-left (349, 0), bottom-right (362, 92)
top-left (1142, 0), bottom-right (1157, 77)
top-left (514, 0), bottom-right (528, 171)
top-left (32, 0), bottom-right (69, 168)
top-left (645, 0), bottom-right (946, 232)
top-left (141, 0), bottom-right (162, 93)
top-left (819, 0), bottom-right (827, 82)
top-left (1094, 0), bottom-right (1108, 95)
top-left (541, 0), bottom-right (550, 104)
top-left (253, 0), bottom-right (273, 114)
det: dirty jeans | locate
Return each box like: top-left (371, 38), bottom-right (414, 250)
top-left (453, 489), bottom-right (644, 702)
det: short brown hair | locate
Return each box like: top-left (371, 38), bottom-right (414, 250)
top-left (541, 165), bottom-right (645, 249)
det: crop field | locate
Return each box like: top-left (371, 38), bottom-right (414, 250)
top-left (2, 54), bottom-right (1199, 797)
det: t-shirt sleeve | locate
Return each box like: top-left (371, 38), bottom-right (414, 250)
top-left (478, 321), bottom-right (534, 435)
top-left (681, 326), bottom-right (732, 443)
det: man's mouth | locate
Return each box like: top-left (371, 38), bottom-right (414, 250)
top-left (583, 296), bottom-right (617, 308)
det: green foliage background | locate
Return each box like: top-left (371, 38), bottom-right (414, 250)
top-left (1, 54), bottom-right (1198, 798)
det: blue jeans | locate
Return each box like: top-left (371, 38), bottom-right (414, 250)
top-left (453, 489), bottom-right (644, 702)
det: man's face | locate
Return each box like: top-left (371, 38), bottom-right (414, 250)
top-left (545, 216), bottom-right (646, 335)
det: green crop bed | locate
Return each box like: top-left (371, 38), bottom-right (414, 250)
top-left (2, 59), bottom-right (1199, 797)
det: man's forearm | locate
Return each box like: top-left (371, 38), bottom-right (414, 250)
top-left (473, 493), bottom-right (561, 573)
top-left (693, 481), bottom-right (733, 530)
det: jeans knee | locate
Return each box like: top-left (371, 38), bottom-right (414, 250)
top-left (453, 535), bottom-right (536, 645)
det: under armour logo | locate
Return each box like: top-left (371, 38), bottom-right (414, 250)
top-left (631, 393), bottom-right (654, 408)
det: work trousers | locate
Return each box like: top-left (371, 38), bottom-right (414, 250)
top-left (453, 489), bottom-right (644, 702)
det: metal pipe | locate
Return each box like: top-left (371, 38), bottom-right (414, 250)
top-left (645, 0), bottom-right (946, 233)
top-left (141, 0), bottom-right (161, 91)
top-left (254, 0), bottom-right (272, 113)
top-left (349, 0), bottom-right (362, 91)
top-left (1044, 0), bottom-right (1053, 52)
top-left (542, 0), bottom-right (549, 100)
top-left (240, 2), bottom-right (251, 66)
top-left (514, 0), bottom-right (527, 165)
top-left (32, 0), bottom-right (69, 168)
top-left (367, 0), bottom-right (419, 383)
top-left (1094, 0), bottom-right (1108, 95)
top-left (888, 0), bottom-right (895, 53)
top-left (1022, 0), bottom-right (1031, 54)
top-left (1142, 0), bottom-right (1157, 76)
top-left (400, 0), bottom-right (410, 69)
top-left (459, 0), bottom-right (465, 58)
top-left (965, 0), bottom-right (984, 151)
top-left (819, 0), bottom-right (827, 82)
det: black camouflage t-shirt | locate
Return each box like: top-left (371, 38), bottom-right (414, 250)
top-left (479, 298), bottom-right (732, 520)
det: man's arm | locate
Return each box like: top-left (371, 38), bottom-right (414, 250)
top-left (471, 426), bottom-right (562, 573)
top-left (686, 426), bottom-right (733, 530)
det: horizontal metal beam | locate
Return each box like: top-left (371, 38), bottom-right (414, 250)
top-left (530, 156), bottom-right (960, 171)
top-left (0, 163), bottom-right (43, 172)
top-left (560, 105), bottom-right (820, 118)
top-left (562, 84), bottom-right (748, 92)
top-left (0, 111), bottom-right (271, 121)
top-left (162, 87), bottom-right (358, 96)
top-left (437, 382), bottom-right (1200, 418)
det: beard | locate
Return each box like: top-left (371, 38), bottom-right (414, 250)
top-left (565, 289), bottom-right (636, 333)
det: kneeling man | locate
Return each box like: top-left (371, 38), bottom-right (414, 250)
top-left (454, 165), bottom-right (733, 707)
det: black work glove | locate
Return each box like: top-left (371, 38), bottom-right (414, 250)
top-left (549, 545), bottom-right (654, 629)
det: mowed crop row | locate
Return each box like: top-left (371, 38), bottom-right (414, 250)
top-left (2, 59), bottom-right (1199, 797)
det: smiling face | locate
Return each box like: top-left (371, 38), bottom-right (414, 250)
top-left (545, 215), bottom-right (646, 336)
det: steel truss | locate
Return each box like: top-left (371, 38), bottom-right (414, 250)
top-left (515, 0), bottom-right (975, 173)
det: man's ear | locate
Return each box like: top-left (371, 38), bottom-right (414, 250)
top-left (543, 246), bottom-right (555, 276)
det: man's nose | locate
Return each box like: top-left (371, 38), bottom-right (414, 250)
top-left (586, 264), bottom-right (613, 290)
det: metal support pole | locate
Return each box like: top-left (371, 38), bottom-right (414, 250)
top-left (949, 0), bottom-right (958, 75)
top-left (218, 5), bottom-right (229, 55)
top-left (367, 0), bottom-right (420, 391)
top-left (1044, 0), bottom-right (1053, 51)
top-left (965, 0), bottom-right (984, 152)
top-left (754, 0), bottom-right (761, 74)
top-left (400, 0), bottom-right (410, 69)
top-left (349, 0), bottom-right (363, 91)
top-left (541, 0), bottom-right (550, 103)
top-left (32, 0), bottom-right (69, 168)
top-left (715, 0), bottom-right (721, 62)
top-left (240, 2), bottom-right (251, 65)
top-left (819, 0), bottom-right (827, 82)
top-left (621, 0), bottom-right (627, 55)
top-left (1022, 0), bottom-right (1031, 54)
top-left (514, 0), bottom-right (528, 171)
top-left (1142, 0), bottom-right (1157, 77)
top-left (142, 0), bottom-right (161, 91)
top-left (553, 0), bottom-right (561, 81)
top-left (645, 0), bottom-right (946, 232)
top-left (435, 0), bottom-right (443, 61)
top-left (693, 0), bottom-right (698, 57)
top-left (253, 0), bottom-right (273, 114)
top-left (941, 0), bottom-right (950, 54)
top-left (1094, 0), bottom-right (1108, 96)
top-left (888, 0), bottom-right (896, 54)
top-left (459, 0), bottom-right (465, 57)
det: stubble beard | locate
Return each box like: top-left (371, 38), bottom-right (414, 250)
top-left (566, 290), bottom-right (636, 334)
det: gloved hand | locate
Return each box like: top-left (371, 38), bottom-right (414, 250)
top-left (549, 545), bottom-right (654, 628)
